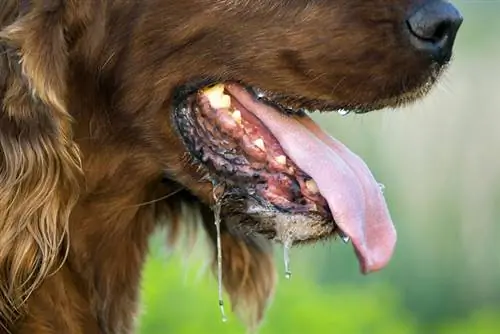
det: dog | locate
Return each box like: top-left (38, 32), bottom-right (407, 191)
top-left (0, 0), bottom-right (462, 332)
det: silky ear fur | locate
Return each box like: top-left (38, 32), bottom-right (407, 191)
top-left (0, 1), bottom-right (82, 325)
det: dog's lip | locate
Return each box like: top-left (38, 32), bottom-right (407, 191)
top-left (172, 78), bottom-right (382, 115)
top-left (242, 84), bottom-right (375, 115)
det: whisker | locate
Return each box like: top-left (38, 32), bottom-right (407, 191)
top-left (127, 187), bottom-right (184, 208)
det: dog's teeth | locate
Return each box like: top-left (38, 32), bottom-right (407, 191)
top-left (253, 138), bottom-right (265, 151)
top-left (305, 179), bottom-right (319, 193)
top-left (203, 84), bottom-right (231, 109)
top-left (231, 110), bottom-right (242, 123)
top-left (208, 94), bottom-right (230, 109)
top-left (275, 155), bottom-right (286, 165)
top-left (203, 83), bottom-right (224, 96)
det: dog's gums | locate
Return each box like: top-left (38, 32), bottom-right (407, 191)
top-left (178, 84), bottom-right (330, 217)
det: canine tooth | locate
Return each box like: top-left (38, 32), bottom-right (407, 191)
top-left (203, 84), bottom-right (224, 102)
top-left (204, 84), bottom-right (231, 109)
top-left (275, 155), bottom-right (286, 165)
top-left (221, 94), bottom-right (232, 108)
top-left (305, 179), bottom-right (319, 193)
top-left (232, 110), bottom-right (242, 123)
top-left (203, 83), bottom-right (224, 95)
top-left (253, 138), bottom-right (265, 150)
top-left (207, 94), bottom-right (230, 109)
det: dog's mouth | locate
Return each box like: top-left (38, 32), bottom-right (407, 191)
top-left (173, 81), bottom-right (396, 274)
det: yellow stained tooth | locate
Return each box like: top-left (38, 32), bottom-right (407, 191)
top-left (276, 155), bottom-right (287, 165)
top-left (253, 138), bottom-right (265, 151)
top-left (203, 84), bottom-right (231, 109)
top-left (305, 179), bottom-right (319, 193)
top-left (232, 110), bottom-right (242, 123)
top-left (202, 83), bottom-right (224, 96)
top-left (207, 93), bottom-right (230, 109)
top-left (219, 94), bottom-right (231, 109)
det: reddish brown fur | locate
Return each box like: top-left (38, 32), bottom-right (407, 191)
top-left (0, 0), bottom-right (457, 332)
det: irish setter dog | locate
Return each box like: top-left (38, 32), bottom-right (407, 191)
top-left (0, 0), bottom-right (462, 332)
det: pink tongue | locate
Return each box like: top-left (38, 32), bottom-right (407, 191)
top-left (227, 84), bottom-right (397, 274)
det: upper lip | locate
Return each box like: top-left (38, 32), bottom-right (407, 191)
top-left (173, 79), bottom-right (391, 121)
top-left (243, 84), bottom-right (374, 115)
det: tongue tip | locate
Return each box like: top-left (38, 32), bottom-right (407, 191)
top-left (359, 259), bottom-right (390, 275)
top-left (355, 227), bottom-right (398, 275)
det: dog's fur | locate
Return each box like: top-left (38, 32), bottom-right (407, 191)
top-left (0, 0), bottom-right (457, 332)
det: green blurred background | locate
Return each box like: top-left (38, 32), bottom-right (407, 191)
top-left (138, 2), bottom-right (500, 333)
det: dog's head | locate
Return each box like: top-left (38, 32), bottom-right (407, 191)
top-left (141, 0), bottom-right (463, 254)
top-left (0, 0), bottom-right (462, 329)
top-left (131, 0), bottom-right (462, 325)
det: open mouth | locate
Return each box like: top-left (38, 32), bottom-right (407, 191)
top-left (173, 82), bottom-right (397, 274)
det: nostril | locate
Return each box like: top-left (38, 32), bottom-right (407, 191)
top-left (406, 0), bottom-right (463, 62)
top-left (407, 18), bottom-right (453, 43)
top-left (430, 21), bottom-right (449, 42)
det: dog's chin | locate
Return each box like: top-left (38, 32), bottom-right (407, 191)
top-left (212, 187), bottom-right (336, 246)
top-left (170, 76), bottom-right (437, 273)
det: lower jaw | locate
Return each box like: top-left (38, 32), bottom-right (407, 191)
top-left (212, 187), bottom-right (337, 245)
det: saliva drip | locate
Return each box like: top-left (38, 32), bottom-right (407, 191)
top-left (212, 185), bottom-right (228, 323)
top-left (378, 182), bottom-right (386, 193)
top-left (337, 109), bottom-right (351, 116)
top-left (213, 202), bottom-right (228, 322)
top-left (283, 240), bottom-right (292, 279)
top-left (338, 231), bottom-right (350, 244)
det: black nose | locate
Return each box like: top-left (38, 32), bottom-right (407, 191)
top-left (406, 0), bottom-right (463, 63)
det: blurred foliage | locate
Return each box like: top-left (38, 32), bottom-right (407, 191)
top-left (138, 247), bottom-right (417, 334)
top-left (438, 310), bottom-right (500, 334)
top-left (137, 2), bottom-right (500, 333)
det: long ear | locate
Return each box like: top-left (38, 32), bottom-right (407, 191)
top-left (200, 205), bottom-right (277, 332)
top-left (0, 3), bottom-right (82, 325)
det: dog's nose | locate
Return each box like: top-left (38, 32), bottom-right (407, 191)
top-left (406, 1), bottom-right (463, 63)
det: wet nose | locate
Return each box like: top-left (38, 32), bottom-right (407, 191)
top-left (406, 0), bottom-right (463, 63)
